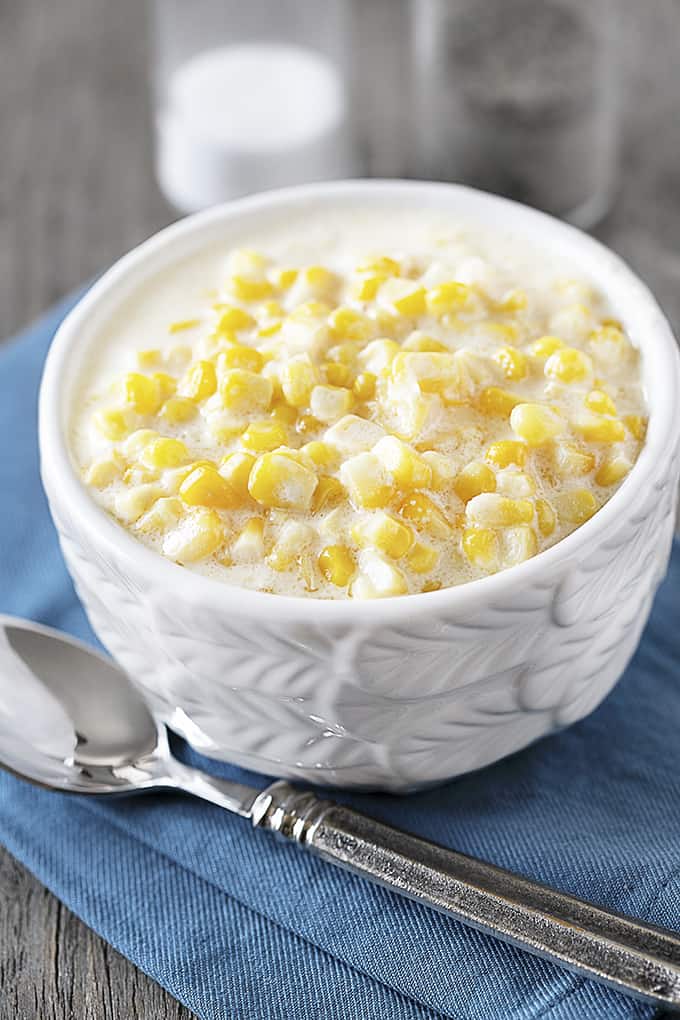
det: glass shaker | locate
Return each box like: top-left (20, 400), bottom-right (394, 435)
top-left (150, 0), bottom-right (358, 213)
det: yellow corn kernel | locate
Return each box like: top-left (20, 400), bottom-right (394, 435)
top-left (125, 462), bottom-right (159, 488)
top-left (324, 362), bottom-right (353, 388)
top-left (300, 441), bottom-right (338, 469)
top-left (215, 305), bottom-right (257, 332)
top-left (498, 288), bottom-right (527, 312)
top-left (572, 412), bottom-right (626, 444)
top-left (231, 517), bottom-right (265, 564)
top-left (216, 345), bottom-right (263, 373)
top-left (398, 492), bottom-right (450, 538)
top-left (168, 319), bottom-right (200, 334)
top-left (280, 356), bottom-right (317, 408)
top-left (84, 455), bottom-right (124, 489)
top-left (624, 415), bottom-right (648, 442)
top-left (267, 521), bottom-right (317, 571)
top-left (390, 350), bottom-right (455, 390)
top-left (550, 442), bottom-right (596, 478)
top-left (535, 498), bottom-right (556, 536)
top-left (407, 541), bottom-right (439, 574)
top-left (114, 484), bottom-right (164, 525)
top-left (220, 369), bottom-right (272, 414)
top-left (588, 323), bottom-right (630, 363)
top-left (179, 360), bottom-right (217, 401)
top-left (595, 455), bottom-right (632, 487)
top-left (248, 452), bottom-right (318, 510)
top-left (93, 408), bottom-right (131, 440)
top-left (310, 384), bottom-right (354, 424)
top-left (382, 279), bottom-right (426, 317)
top-left (289, 299), bottom-right (333, 324)
top-left (302, 265), bottom-right (339, 296)
top-left (150, 372), bottom-right (177, 402)
top-left (140, 437), bottom-right (189, 470)
top-left (550, 303), bottom-right (594, 340)
top-left (401, 333), bottom-right (449, 353)
top-left (257, 320), bottom-right (282, 339)
top-left (529, 335), bottom-right (564, 360)
top-left (501, 525), bottom-right (538, 567)
top-left (228, 277), bottom-right (273, 302)
top-left (241, 419), bottom-right (288, 453)
top-left (353, 511), bottom-right (414, 559)
top-left (350, 552), bottom-right (408, 599)
top-left (163, 508), bottom-right (224, 563)
top-left (495, 469), bottom-right (536, 499)
top-left (269, 401), bottom-right (298, 426)
top-left (122, 429), bottom-right (158, 457)
top-left (357, 255), bottom-right (401, 276)
top-left (358, 338), bottom-right (401, 376)
top-left (135, 496), bottom-right (184, 535)
top-left (219, 451), bottom-right (255, 498)
top-left (351, 274), bottom-right (386, 301)
top-left (426, 281), bottom-right (471, 316)
top-left (121, 373), bottom-right (162, 415)
top-left (272, 267), bottom-right (298, 291)
top-left (137, 348), bottom-right (161, 368)
top-left (485, 440), bottom-right (527, 469)
top-left (180, 465), bottom-right (240, 509)
top-left (510, 403), bottom-right (563, 445)
top-left (295, 414), bottom-right (319, 437)
top-left (545, 347), bottom-right (593, 384)
top-left (494, 346), bottom-right (528, 381)
top-left (453, 461), bottom-right (497, 503)
top-left (372, 436), bottom-right (433, 490)
top-left (340, 452), bottom-right (393, 509)
top-left (462, 527), bottom-right (499, 570)
top-left (329, 306), bottom-right (375, 342)
top-left (478, 387), bottom-right (522, 418)
top-left (585, 389), bottom-right (617, 416)
top-left (318, 544), bottom-right (356, 587)
top-left (158, 397), bottom-right (197, 425)
top-left (421, 450), bottom-right (457, 490)
top-left (554, 489), bottom-right (598, 525)
top-left (311, 475), bottom-right (345, 512)
top-left (324, 414), bottom-right (386, 455)
top-left (226, 249), bottom-right (268, 278)
top-left (465, 493), bottom-right (534, 527)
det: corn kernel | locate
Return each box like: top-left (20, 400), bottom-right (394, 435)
top-left (372, 436), bottom-right (433, 490)
top-left (589, 324), bottom-right (630, 364)
top-left (122, 429), bottom-right (158, 457)
top-left (179, 360), bottom-right (217, 401)
top-left (228, 276), bottom-right (273, 302)
top-left (324, 415), bottom-right (386, 454)
top-left (216, 345), bottom-right (263, 373)
top-left (226, 249), bottom-right (268, 278)
top-left (269, 401), bottom-right (298, 426)
top-left (135, 496), bottom-right (184, 535)
top-left (401, 333), bottom-right (449, 353)
top-left (421, 450), bottom-right (457, 489)
top-left (501, 525), bottom-right (538, 567)
top-left (231, 518), bottom-right (265, 564)
top-left (114, 484), bottom-right (163, 524)
top-left (357, 255), bottom-right (401, 276)
top-left (168, 319), bottom-right (200, 334)
top-left (94, 408), bottom-right (131, 440)
top-left (84, 455), bottom-right (124, 488)
top-left (311, 475), bottom-right (345, 512)
top-left (321, 362), bottom-right (351, 388)
top-left (398, 492), bottom-right (450, 538)
top-left (529, 335), bottom-right (564, 360)
top-left (296, 414), bottom-right (320, 435)
top-left (494, 346), bottom-right (528, 381)
top-left (498, 288), bottom-right (527, 312)
top-left (351, 274), bottom-right (386, 301)
top-left (297, 441), bottom-right (337, 470)
top-left (380, 278), bottom-right (426, 317)
top-left (407, 541), bottom-right (439, 574)
top-left (240, 420), bottom-right (288, 452)
top-left (122, 464), bottom-right (157, 488)
top-left (163, 508), bottom-right (224, 563)
top-left (462, 527), bottom-right (499, 570)
top-left (495, 469), bottom-right (536, 498)
top-left (216, 305), bottom-right (256, 332)
top-left (550, 441), bottom-right (595, 478)
top-left (302, 265), bottom-right (339, 297)
top-left (352, 511), bottom-right (414, 559)
top-left (624, 415), bottom-right (648, 442)
top-left (465, 493), bottom-right (534, 526)
top-left (137, 348), bottom-right (161, 368)
top-left (280, 355), bottom-right (317, 408)
top-left (340, 452), bottom-right (393, 509)
top-left (350, 372), bottom-right (375, 402)
top-left (219, 451), bottom-right (255, 498)
top-left (585, 389), bottom-right (617, 416)
top-left (478, 387), bottom-right (522, 417)
top-left (453, 461), bottom-right (497, 503)
top-left (535, 498), bottom-right (556, 536)
top-left (485, 440), bottom-right (527, 469)
top-left (150, 372), bottom-right (177, 402)
top-left (510, 403), bottom-right (563, 445)
top-left (219, 369), bottom-right (272, 414)
top-left (268, 521), bottom-right (316, 571)
top-left (350, 551), bottom-right (408, 599)
top-left (272, 267), bottom-right (298, 290)
top-left (554, 489), bottom-right (598, 525)
top-left (358, 338), bottom-right (401, 375)
top-left (426, 281), bottom-right (470, 316)
top-left (180, 465), bottom-right (240, 510)
top-left (595, 455), bottom-right (632, 487)
top-left (318, 545), bottom-right (356, 587)
top-left (248, 452), bottom-right (318, 510)
top-left (550, 303), bottom-right (593, 340)
top-left (310, 384), bottom-right (354, 424)
top-left (140, 437), bottom-right (189, 470)
top-left (545, 347), bottom-right (593, 384)
top-left (571, 412), bottom-right (626, 444)
top-left (121, 372), bottom-right (162, 415)
top-left (329, 306), bottom-right (375, 342)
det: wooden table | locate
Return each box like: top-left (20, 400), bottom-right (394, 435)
top-left (1, 1), bottom-right (679, 1016)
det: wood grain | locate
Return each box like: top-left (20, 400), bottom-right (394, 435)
top-left (0, 0), bottom-right (679, 1017)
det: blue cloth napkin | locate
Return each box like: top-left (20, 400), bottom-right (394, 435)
top-left (0, 293), bottom-right (678, 1020)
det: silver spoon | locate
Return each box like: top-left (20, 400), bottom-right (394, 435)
top-left (1, 613), bottom-right (679, 1008)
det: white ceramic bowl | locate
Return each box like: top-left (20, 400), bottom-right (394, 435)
top-left (39, 181), bottom-right (680, 791)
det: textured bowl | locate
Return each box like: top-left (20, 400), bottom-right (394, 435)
top-left (39, 181), bottom-right (680, 791)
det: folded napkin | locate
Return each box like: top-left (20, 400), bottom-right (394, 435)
top-left (0, 293), bottom-right (678, 1020)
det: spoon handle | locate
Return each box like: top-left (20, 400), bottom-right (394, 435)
top-left (251, 781), bottom-right (680, 1007)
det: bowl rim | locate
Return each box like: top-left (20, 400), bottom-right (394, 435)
top-left (39, 179), bottom-right (680, 624)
